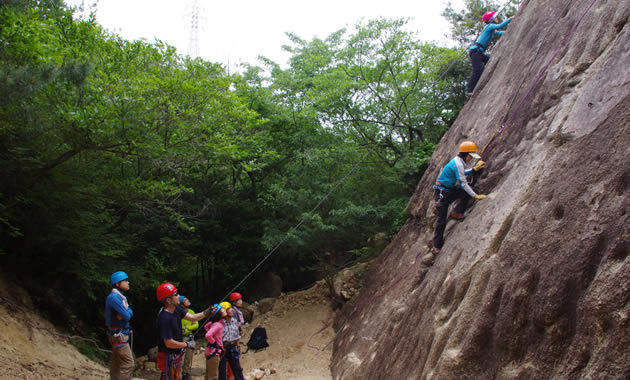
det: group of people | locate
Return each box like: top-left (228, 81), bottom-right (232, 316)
top-left (102, 9), bottom-right (511, 380)
top-left (105, 271), bottom-right (247, 380)
top-left (431, 10), bottom-right (513, 253)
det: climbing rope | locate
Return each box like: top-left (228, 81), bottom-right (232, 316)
top-left (193, 149), bottom-right (373, 337)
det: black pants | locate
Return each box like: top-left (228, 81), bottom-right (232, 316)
top-left (433, 188), bottom-right (472, 249)
top-left (467, 49), bottom-right (490, 93)
top-left (218, 344), bottom-right (244, 380)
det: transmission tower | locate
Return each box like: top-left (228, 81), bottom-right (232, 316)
top-left (187, 0), bottom-right (200, 57)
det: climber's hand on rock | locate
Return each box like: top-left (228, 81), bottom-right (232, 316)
top-left (474, 194), bottom-right (487, 201)
top-left (473, 160), bottom-right (486, 172)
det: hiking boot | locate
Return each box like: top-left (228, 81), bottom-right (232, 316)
top-left (450, 211), bottom-right (466, 221)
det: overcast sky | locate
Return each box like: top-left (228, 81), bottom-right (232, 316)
top-left (66, 0), bottom-right (464, 70)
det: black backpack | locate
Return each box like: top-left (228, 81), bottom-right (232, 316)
top-left (246, 327), bottom-right (269, 352)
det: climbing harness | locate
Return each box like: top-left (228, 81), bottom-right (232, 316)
top-left (157, 348), bottom-right (186, 380)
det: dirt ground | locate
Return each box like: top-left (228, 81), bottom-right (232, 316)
top-left (0, 275), bottom-right (109, 380)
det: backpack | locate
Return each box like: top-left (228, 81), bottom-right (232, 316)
top-left (246, 327), bottom-right (269, 352)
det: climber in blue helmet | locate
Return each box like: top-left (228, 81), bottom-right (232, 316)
top-left (105, 270), bottom-right (134, 379)
top-left (466, 11), bottom-right (512, 95)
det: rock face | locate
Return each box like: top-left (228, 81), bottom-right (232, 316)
top-left (331, 1), bottom-right (630, 379)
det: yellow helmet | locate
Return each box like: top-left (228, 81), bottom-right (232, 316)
top-left (459, 141), bottom-right (481, 158)
top-left (219, 301), bottom-right (232, 310)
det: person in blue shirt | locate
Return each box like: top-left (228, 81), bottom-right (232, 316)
top-left (432, 141), bottom-right (487, 255)
top-left (105, 271), bottom-right (134, 379)
top-left (466, 11), bottom-right (512, 95)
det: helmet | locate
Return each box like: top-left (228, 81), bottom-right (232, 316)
top-left (110, 271), bottom-right (128, 286)
top-left (219, 301), bottom-right (232, 310)
top-left (482, 11), bottom-right (496, 23)
top-left (212, 303), bottom-right (223, 317)
top-left (156, 283), bottom-right (178, 301)
top-left (229, 292), bottom-right (242, 302)
top-left (459, 141), bottom-right (479, 153)
top-left (459, 141), bottom-right (481, 158)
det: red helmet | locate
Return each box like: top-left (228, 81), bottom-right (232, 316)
top-left (156, 283), bottom-right (178, 301)
top-left (482, 11), bottom-right (496, 23)
top-left (229, 292), bottom-right (242, 302)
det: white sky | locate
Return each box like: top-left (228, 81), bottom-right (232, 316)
top-left (66, 0), bottom-right (463, 70)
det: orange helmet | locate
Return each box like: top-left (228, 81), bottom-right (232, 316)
top-left (459, 141), bottom-right (481, 158)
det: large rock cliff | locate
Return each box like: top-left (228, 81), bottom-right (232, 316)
top-left (331, 0), bottom-right (630, 378)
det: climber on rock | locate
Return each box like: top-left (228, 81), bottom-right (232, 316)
top-left (466, 11), bottom-right (512, 96)
top-left (105, 270), bottom-right (134, 380)
top-left (432, 141), bottom-right (487, 255)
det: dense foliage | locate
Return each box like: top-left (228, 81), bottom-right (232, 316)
top-left (0, 1), bottom-right (471, 353)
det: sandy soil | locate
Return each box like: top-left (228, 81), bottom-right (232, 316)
top-left (0, 275), bottom-right (108, 380)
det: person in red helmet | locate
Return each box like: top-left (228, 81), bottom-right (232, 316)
top-left (228, 292), bottom-right (245, 330)
top-left (225, 293), bottom-right (245, 380)
top-left (156, 283), bottom-right (215, 380)
top-left (432, 141), bottom-right (487, 255)
top-left (466, 10), bottom-right (512, 95)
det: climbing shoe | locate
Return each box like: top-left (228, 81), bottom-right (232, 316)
top-left (431, 246), bottom-right (440, 256)
top-left (466, 91), bottom-right (474, 97)
top-left (450, 211), bottom-right (466, 221)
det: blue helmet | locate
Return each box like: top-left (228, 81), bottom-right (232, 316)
top-left (110, 271), bottom-right (129, 285)
top-left (212, 303), bottom-right (222, 317)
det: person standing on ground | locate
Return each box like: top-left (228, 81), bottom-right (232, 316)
top-left (218, 302), bottom-right (245, 380)
top-left (432, 141), bottom-right (487, 255)
top-left (225, 292), bottom-right (245, 379)
top-left (204, 305), bottom-right (227, 380)
top-left (229, 293), bottom-right (245, 330)
top-left (156, 283), bottom-right (214, 380)
top-left (466, 11), bottom-right (512, 95)
top-left (180, 296), bottom-right (199, 380)
top-left (105, 271), bottom-right (134, 380)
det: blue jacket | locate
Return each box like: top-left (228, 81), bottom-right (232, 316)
top-left (435, 156), bottom-right (477, 197)
top-left (470, 18), bottom-right (511, 51)
top-left (105, 288), bottom-right (133, 332)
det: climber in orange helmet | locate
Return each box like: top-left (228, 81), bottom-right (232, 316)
top-left (432, 141), bottom-right (487, 255)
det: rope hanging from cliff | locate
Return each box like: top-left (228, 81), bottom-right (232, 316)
top-left (479, 0), bottom-right (600, 157)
